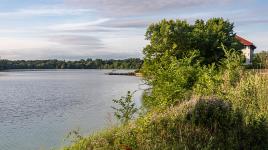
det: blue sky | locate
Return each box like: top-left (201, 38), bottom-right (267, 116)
top-left (0, 0), bottom-right (267, 60)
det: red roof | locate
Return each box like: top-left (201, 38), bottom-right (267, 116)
top-left (235, 35), bottom-right (256, 49)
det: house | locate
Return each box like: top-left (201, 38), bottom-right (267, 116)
top-left (235, 35), bottom-right (256, 65)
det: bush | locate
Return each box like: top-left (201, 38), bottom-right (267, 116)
top-left (112, 91), bottom-right (138, 125)
top-left (142, 51), bottom-right (201, 108)
top-left (187, 99), bottom-right (235, 131)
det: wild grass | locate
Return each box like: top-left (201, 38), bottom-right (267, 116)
top-left (222, 73), bottom-right (268, 120)
top-left (63, 98), bottom-right (268, 150)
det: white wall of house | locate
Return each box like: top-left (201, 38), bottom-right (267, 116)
top-left (242, 46), bottom-right (254, 65)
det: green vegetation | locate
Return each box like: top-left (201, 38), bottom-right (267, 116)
top-left (112, 91), bottom-right (138, 125)
top-left (143, 18), bottom-right (242, 66)
top-left (63, 18), bottom-right (268, 150)
top-left (252, 51), bottom-right (268, 69)
top-left (64, 98), bottom-right (268, 150)
top-left (0, 58), bottom-right (143, 70)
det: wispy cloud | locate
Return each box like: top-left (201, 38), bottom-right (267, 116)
top-left (0, 6), bottom-right (93, 18)
top-left (103, 19), bottom-right (153, 28)
top-left (45, 19), bottom-right (112, 33)
top-left (64, 0), bottom-right (236, 16)
top-left (48, 35), bottom-right (104, 48)
top-left (0, 37), bottom-right (57, 50)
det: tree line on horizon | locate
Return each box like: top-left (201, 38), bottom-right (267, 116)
top-left (0, 58), bottom-right (143, 70)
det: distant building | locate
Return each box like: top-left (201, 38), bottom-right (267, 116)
top-left (235, 35), bottom-right (256, 65)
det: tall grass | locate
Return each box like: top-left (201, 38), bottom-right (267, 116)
top-left (63, 98), bottom-right (268, 150)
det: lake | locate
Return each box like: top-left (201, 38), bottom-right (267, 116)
top-left (0, 70), bottom-right (144, 150)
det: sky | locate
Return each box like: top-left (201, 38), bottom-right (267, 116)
top-left (0, 0), bottom-right (267, 60)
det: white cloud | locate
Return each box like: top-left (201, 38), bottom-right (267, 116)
top-left (48, 35), bottom-right (104, 48)
top-left (64, 0), bottom-right (236, 16)
top-left (0, 36), bottom-right (101, 60)
top-left (0, 37), bottom-right (61, 59)
top-left (0, 7), bottom-right (93, 18)
top-left (46, 18), bottom-right (110, 31)
top-left (0, 37), bottom-right (58, 50)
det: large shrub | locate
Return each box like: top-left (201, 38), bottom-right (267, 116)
top-left (142, 51), bottom-right (201, 108)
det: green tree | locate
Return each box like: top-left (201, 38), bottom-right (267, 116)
top-left (143, 18), bottom-right (242, 66)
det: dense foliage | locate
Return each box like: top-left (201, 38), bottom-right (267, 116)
top-left (63, 18), bottom-right (268, 150)
top-left (64, 49), bottom-right (268, 150)
top-left (143, 18), bottom-right (243, 66)
top-left (142, 18), bottom-right (243, 108)
top-left (0, 58), bottom-right (143, 70)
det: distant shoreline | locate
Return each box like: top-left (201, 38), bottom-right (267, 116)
top-left (0, 58), bottom-right (143, 70)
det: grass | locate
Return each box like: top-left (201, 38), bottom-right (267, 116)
top-left (63, 99), bottom-right (268, 150)
top-left (227, 72), bottom-right (267, 128)
top-left (248, 69), bottom-right (268, 75)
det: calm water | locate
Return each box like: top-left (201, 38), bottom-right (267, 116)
top-left (0, 70), bottom-right (143, 150)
